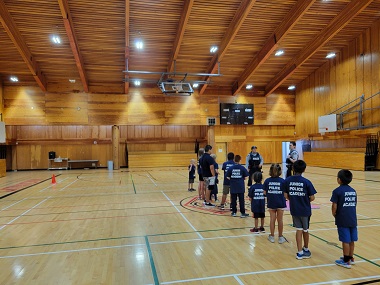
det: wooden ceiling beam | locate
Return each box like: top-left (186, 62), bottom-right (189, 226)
top-left (200, 0), bottom-right (256, 95)
top-left (58, 0), bottom-right (89, 92)
top-left (232, 0), bottom-right (316, 96)
top-left (125, 0), bottom-right (130, 94)
top-left (167, 0), bottom-right (194, 73)
top-left (265, 0), bottom-right (373, 96)
top-left (0, 0), bottom-right (47, 91)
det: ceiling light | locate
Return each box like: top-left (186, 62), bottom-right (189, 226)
top-left (192, 83), bottom-right (199, 88)
top-left (275, 50), bottom-right (284, 56)
top-left (135, 41), bottom-right (143, 49)
top-left (288, 85), bottom-right (296, 90)
top-left (326, 52), bottom-right (336, 58)
top-left (52, 36), bottom-right (61, 44)
top-left (69, 79), bottom-right (76, 83)
top-left (210, 46), bottom-right (218, 53)
top-left (246, 84), bottom-right (253, 90)
top-left (134, 80), bottom-right (141, 86)
top-left (10, 76), bottom-right (18, 82)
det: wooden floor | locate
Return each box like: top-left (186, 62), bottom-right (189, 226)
top-left (0, 165), bottom-right (379, 285)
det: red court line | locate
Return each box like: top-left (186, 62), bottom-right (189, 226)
top-left (0, 179), bottom-right (43, 192)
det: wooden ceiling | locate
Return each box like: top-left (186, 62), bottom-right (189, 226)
top-left (0, 0), bottom-right (380, 95)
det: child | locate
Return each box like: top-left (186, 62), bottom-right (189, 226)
top-left (188, 159), bottom-right (196, 191)
top-left (248, 171), bottom-right (265, 233)
top-left (211, 154), bottom-right (219, 201)
top-left (226, 155), bottom-right (250, 218)
top-left (263, 163), bottom-right (287, 243)
top-left (330, 169), bottom-right (357, 269)
top-left (284, 160), bottom-right (317, 260)
top-left (219, 152), bottom-right (235, 210)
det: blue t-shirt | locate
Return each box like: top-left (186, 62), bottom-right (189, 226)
top-left (200, 153), bottom-right (215, 177)
top-left (248, 183), bottom-right (265, 213)
top-left (188, 164), bottom-right (196, 179)
top-left (226, 164), bottom-right (249, 194)
top-left (285, 175), bottom-right (317, 216)
top-left (263, 177), bottom-right (286, 209)
top-left (330, 185), bottom-right (357, 227)
top-left (222, 160), bottom-right (235, 185)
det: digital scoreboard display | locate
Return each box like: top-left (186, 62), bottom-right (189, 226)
top-left (220, 103), bottom-right (254, 125)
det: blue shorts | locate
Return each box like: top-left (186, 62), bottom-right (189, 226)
top-left (337, 227), bottom-right (358, 243)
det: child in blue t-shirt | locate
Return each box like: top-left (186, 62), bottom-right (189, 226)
top-left (263, 163), bottom-right (286, 244)
top-left (330, 169), bottom-right (358, 269)
top-left (284, 160), bottom-right (317, 260)
top-left (226, 155), bottom-right (250, 218)
top-left (248, 171), bottom-right (265, 233)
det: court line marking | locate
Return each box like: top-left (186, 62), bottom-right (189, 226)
top-left (145, 236), bottom-right (159, 285)
top-left (39, 177), bottom-right (70, 192)
top-left (0, 198), bottom-right (27, 212)
top-left (162, 191), bottom-right (204, 239)
top-left (59, 178), bottom-right (79, 192)
top-left (0, 243), bottom-right (145, 259)
top-left (0, 198), bottom-right (50, 231)
top-left (130, 174), bottom-right (137, 194)
top-left (304, 276), bottom-right (380, 285)
top-left (159, 261), bottom-right (380, 284)
top-left (146, 174), bottom-right (158, 186)
top-left (0, 222), bottom-right (378, 252)
top-left (234, 275), bottom-right (244, 285)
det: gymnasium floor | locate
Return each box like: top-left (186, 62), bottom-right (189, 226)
top-left (0, 165), bottom-right (379, 285)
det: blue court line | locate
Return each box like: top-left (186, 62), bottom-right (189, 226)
top-left (145, 235), bottom-right (159, 285)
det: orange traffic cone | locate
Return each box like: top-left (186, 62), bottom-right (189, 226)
top-left (52, 174), bottom-right (56, 184)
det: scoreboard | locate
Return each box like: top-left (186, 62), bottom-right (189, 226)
top-left (220, 103), bottom-right (254, 125)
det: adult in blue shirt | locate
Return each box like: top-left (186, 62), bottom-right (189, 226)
top-left (226, 155), bottom-right (249, 218)
top-left (218, 152), bottom-right (235, 210)
top-left (285, 160), bottom-right (317, 260)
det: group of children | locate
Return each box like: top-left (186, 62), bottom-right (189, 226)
top-left (188, 153), bottom-right (358, 269)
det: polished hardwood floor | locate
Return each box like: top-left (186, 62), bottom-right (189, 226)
top-left (0, 165), bottom-right (379, 284)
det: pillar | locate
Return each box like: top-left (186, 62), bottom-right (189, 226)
top-left (112, 125), bottom-right (120, 170)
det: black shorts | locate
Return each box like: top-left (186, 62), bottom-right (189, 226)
top-left (198, 174), bottom-right (203, 182)
top-left (253, 212), bottom-right (265, 218)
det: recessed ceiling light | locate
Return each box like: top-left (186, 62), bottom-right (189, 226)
top-left (135, 41), bottom-right (143, 49)
top-left (134, 80), bottom-right (141, 86)
top-left (210, 46), bottom-right (218, 53)
top-left (52, 36), bottom-right (61, 44)
top-left (275, 50), bottom-right (284, 56)
top-left (69, 79), bottom-right (76, 83)
top-left (10, 76), bottom-right (18, 82)
top-left (288, 85), bottom-right (296, 90)
top-left (326, 52), bottom-right (336, 58)
top-left (193, 83), bottom-right (199, 88)
top-left (246, 84), bottom-right (253, 90)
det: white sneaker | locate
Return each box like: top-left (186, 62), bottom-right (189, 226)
top-left (268, 235), bottom-right (275, 243)
top-left (278, 236), bottom-right (287, 244)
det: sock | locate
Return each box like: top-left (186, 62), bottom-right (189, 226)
top-left (303, 247), bottom-right (309, 252)
top-left (298, 250), bottom-right (303, 255)
top-left (343, 255), bottom-right (351, 262)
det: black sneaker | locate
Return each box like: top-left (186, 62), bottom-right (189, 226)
top-left (240, 213), bottom-right (249, 218)
top-left (217, 204), bottom-right (225, 210)
top-left (205, 202), bottom-right (215, 207)
top-left (259, 226), bottom-right (265, 233)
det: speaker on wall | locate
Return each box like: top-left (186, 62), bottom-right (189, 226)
top-left (49, 151), bottom-right (56, 159)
